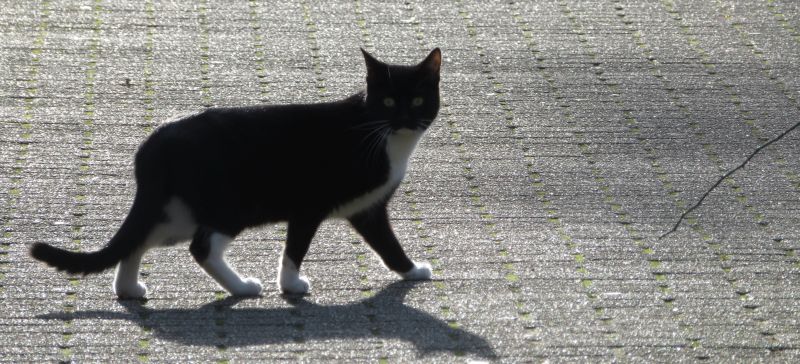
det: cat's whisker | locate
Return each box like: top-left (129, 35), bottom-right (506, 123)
top-left (374, 128), bottom-right (392, 162)
top-left (361, 125), bottom-right (394, 169)
top-left (351, 119), bottom-right (391, 131)
top-left (416, 119), bottom-right (434, 127)
top-left (362, 126), bottom-right (391, 167)
top-left (357, 125), bottom-right (385, 155)
top-left (359, 124), bottom-right (390, 148)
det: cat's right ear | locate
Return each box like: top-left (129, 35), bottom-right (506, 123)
top-left (361, 48), bottom-right (386, 81)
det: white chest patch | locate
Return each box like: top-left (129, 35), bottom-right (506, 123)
top-left (330, 129), bottom-right (423, 218)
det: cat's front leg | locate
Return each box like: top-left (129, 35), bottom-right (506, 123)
top-left (400, 261), bottom-right (433, 280)
top-left (348, 204), bottom-right (432, 281)
top-left (279, 217), bottom-right (324, 295)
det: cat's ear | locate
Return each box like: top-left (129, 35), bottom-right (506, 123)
top-left (419, 48), bottom-right (441, 76)
top-left (361, 48), bottom-right (386, 80)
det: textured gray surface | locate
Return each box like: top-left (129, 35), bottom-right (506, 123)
top-left (1, 0), bottom-right (799, 362)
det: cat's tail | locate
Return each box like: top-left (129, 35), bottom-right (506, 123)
top-left (30, 191), bottom-right (161, 275)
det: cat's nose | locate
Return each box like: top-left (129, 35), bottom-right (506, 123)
top-left (393, 120), bottom-right (417, 131)
top-left (395, 115), bottom-right (415, 126)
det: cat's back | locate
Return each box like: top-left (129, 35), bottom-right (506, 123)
top-left (140, 95), bottom-right (362, 156)
top-left (156, 94), bottom-right (364, 144)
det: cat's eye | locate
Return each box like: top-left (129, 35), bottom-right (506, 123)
top-left (383, 97), bottom-right (396, 107)
top-left (411, 97), bottom-right (424, 107)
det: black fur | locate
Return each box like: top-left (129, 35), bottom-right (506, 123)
top-left (189, 227), bottom-right (214, 263)
top-left (349, 201), bottom-right (415, 273)
top-left (30, 48), bottom-right (441, 277)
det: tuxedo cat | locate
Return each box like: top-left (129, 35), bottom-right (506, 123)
top-left (31, 48), bottom-right (441, 299)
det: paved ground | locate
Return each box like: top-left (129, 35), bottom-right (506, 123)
top-left (1, 0), bottom-right (799, 362)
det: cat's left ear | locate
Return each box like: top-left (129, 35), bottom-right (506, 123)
top-left (419, 48), bottom-right (441, 76)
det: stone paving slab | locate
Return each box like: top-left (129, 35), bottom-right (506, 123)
top-left (1, 0), bottom-right (799, 362)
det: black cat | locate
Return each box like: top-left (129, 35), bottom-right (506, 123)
top-left (31, 48), bottom-right (442, 298)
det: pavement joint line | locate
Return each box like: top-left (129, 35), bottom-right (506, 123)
top-left (765, 0), bottom-right (800, 43)
top-left (713, 0), bottom-right (800, 192)
top-left (455, 0), bottom-right (612, 354)
top-left (141, 0), bottom-right (156, 134)
top-left (352, 3), bottom-right (468, 358)
top-left (352, 0), bottom-right (374, 51)
top-left (197, 0), bottom-right (213, 108)
top-left (300, 0), bottom-right (327, 98)
top-left (247, 0), bottom-right (270, 103)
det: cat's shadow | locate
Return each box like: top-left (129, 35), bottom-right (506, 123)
top-left (37, 281), bottom-right (496, 359)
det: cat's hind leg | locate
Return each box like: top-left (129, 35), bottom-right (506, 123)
top-left (112, 197), bottom-right (197, 299)
top-left (114, 247), bottom-right (148, 299)
top-left (190, 228), bottom-right (263, 297)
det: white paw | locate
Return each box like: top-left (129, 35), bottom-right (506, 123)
top-left (401, 261), bottom-right (433, 281)
top-left (279, 275), bottom-right (310, 295)
top-left (230, 277), bottom-right (263, 297)
top-left (115, 281), bottom-right (147, 299)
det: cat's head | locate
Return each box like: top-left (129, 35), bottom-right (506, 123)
top-left (362, 48), bottom-right (441, 133)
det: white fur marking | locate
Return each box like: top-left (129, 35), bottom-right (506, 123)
top-left (133, 197), bottom-right (199, 250)
top-left (113, 197), bottom-right (197, 299)
top-left (114, 249), bottom-right (147, 298)
top-left (199, 232), bottom-right (263, 296)
top-left (401, 261), bottom-right (433, 280)
top-left (278, 253), bottom-right (310, 294)
top-left (331, 129), bottom-right (423, 218)
top-left (155, 197), bottom-right (197, 246)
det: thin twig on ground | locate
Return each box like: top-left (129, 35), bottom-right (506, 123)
top-left (660, 120), bottom-right (800, 239)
